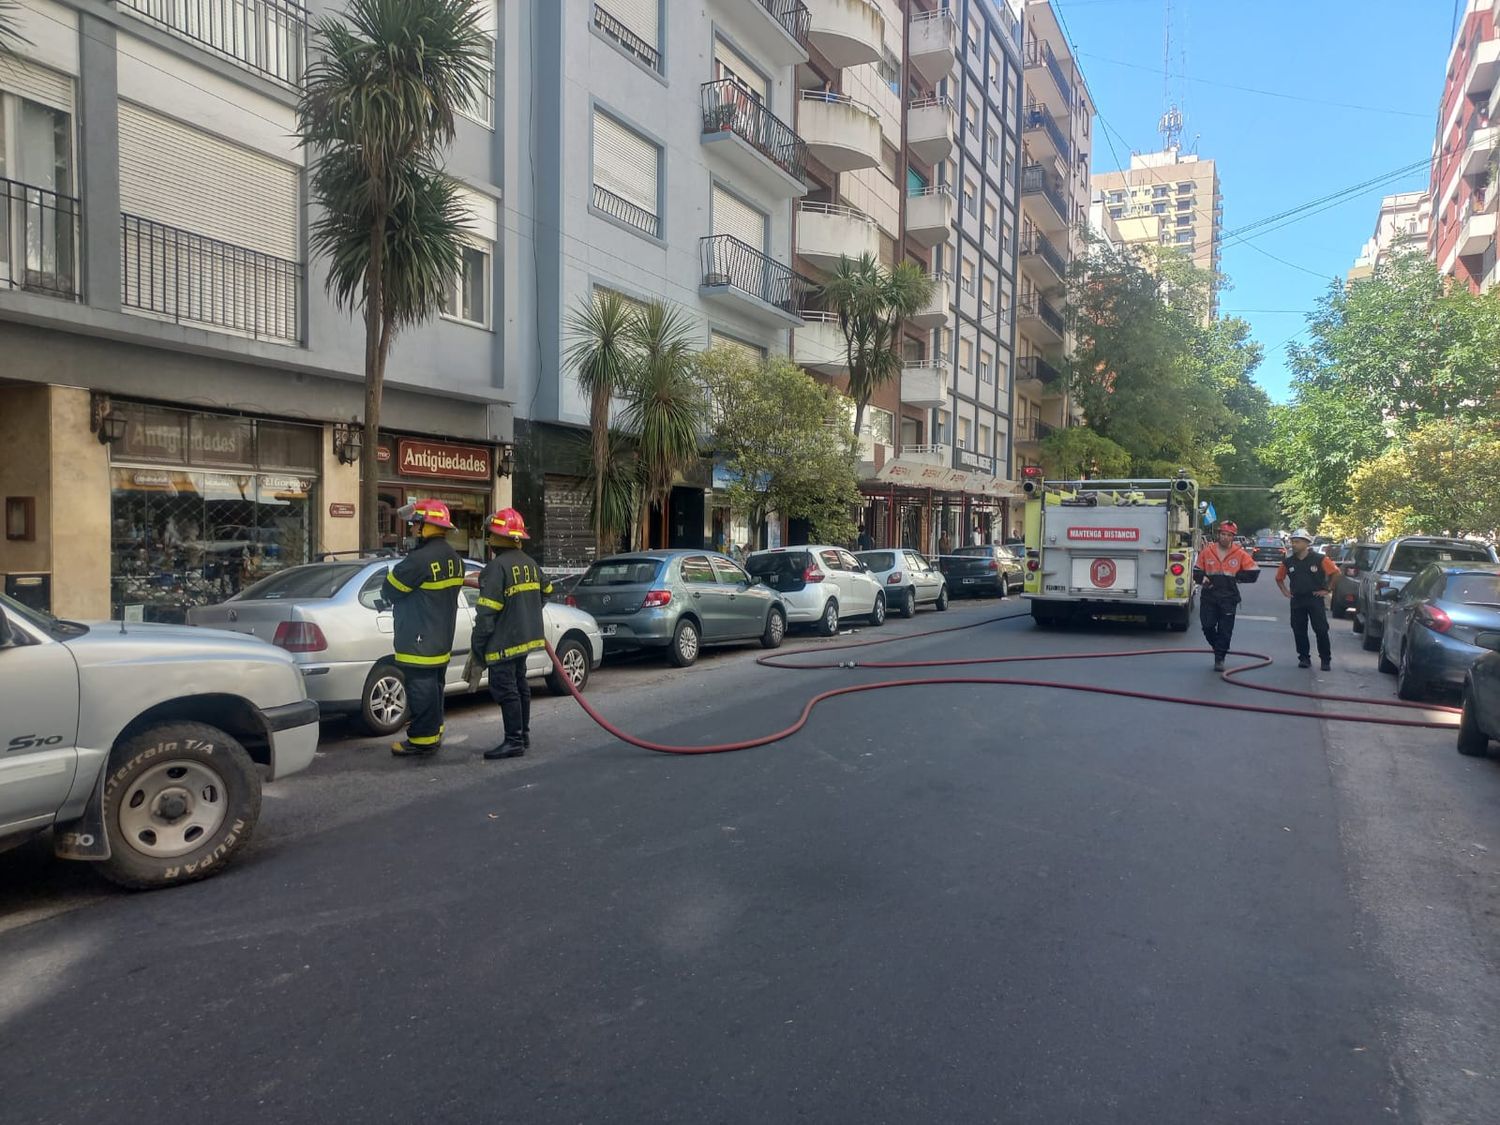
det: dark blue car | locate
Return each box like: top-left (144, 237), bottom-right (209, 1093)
top-left (1377, 562), bottom-right (1500, 701)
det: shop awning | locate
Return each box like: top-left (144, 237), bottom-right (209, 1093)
top-left (866, 457), bottom-right (1021, 499)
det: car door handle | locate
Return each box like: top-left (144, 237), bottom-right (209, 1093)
top-left (692, 592), bottom-right (701, 599)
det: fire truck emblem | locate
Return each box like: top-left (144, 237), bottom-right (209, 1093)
top-left (1090, 559), bottom-right (1117, 588)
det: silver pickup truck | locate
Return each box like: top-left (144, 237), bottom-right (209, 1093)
top-left (0, 592), bottom-right (319, 889)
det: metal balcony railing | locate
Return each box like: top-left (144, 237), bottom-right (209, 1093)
top-left (701, 80), bottom-right (807, 183)
top-left (121, 213), bottom-right (301, 342)
top-left (757, 0), bottom-right (811, 44)
top-left (592, 183), bottom-right (660, 238)
top-left (2, 177), bottom-right (81, 299)
top-left (116, 0), bottom-right (307, 85)
top-left (1016, 355), bottom-right (1063, 387)
top-left (700, 235), bottom-right (812, 317)
top-left (1021, 162), bottom-right (1071, 224)
top-left (1024, 38), bottom-right (1074, 108)
top-left (593, 2), bottom-right (660, 71)
top-left (1015, 418), bottom-right (1057, 442)
top-left (1020, 230), bottom-right (1067, 278)
top-left (1017, 293), bottom-right (1065, 336)
top-left (1022, 103), bottom-right (1071, 162)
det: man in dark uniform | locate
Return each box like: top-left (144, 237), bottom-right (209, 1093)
top-left (384, 499), bottom-right (463, 757)
top-left (471, 508), bottom-right (552, 761)
top-left (1276, 528), bottom-right (1342, 670)
top-left (1192, 519), bottom-right (1260, 671)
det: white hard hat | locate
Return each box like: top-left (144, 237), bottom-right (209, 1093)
top-left (1290, 528), bottom-right (1313, 542)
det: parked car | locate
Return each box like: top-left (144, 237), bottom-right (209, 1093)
top-left (745, 546), bottom-right (886, 635)
top-left (0, 591), bottom-right (319, 888)
top-left (1458, 640), bottom-right (1500, 757)
top-left (1356, 536), bottom-right (1498, 652)
top-left (854, 548), bottom-right (949, 617)
top-left (1251, 536), bottom-right (1288, 565)
top-left (938, 544), bottom-right (1026, 598)
top-left (1330, 541), bottom-right (1382, 619)
top-left (1375, 563), bottom-right (1500, 701)
top-left (568, 550), bottom-right (787, 666)
top-left (188, 557), bottom-right (603, 736)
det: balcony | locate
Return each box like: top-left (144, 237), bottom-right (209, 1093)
top-left (699, 235), bottom-right (811, 328)
top-left (1016, 293), bottom-right (1065, 344)
top-left (1014, 418), bottom-right (1056, 450)
top-left (794, 310), bottom-right (848, 372)
top-left (723, 0), bottom-right (811, 67)
top-left (701, 81), bottom-right (808, 198)
top-left (908, 8), bottom-right (958, 84)
top-left (1021, 163), bottom-right (1071, 231)
top-left (907, 95), bottom-right (957, 165)
top-left (1, 177), bottom-right (80, 300)
top-left (796, 201), bottom-right (880, 267)
top-left (909, 272), bottom-right (952, 328)
top-left (121, 213), bottom-right (301, 342)
top-left (798, 91), bottom-right (882, 172)
top-left (1022, 103), bottom-right (1070, 165)
top-left (1019, 230), bottom-right (1067, 286)
top-left (900, 361), bottom-right (951, 409)
top-left (593, 2), bottom-right (660, 71)
top-left (804, 0), bottom-right (885, 70)
top-left (1024, 38), bottom-right (1074, 117)
top-left (1461, 123), bottom-right (1499, 179)
top-left (905, 185), bottom-right (955, 247)
top-left (900, 442), bottom-right (951, 468)
top-left (1015, 355), bottom-right (1065, 397)
top-left (1468, 37), bottom-right (1500, 96)
top-left (1457, 209), bottom-right (1497, 257)
top-left (116, 0), bottom-right (307, 86)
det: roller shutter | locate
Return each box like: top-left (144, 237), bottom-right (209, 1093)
top-left (713, 37), bottom-right (768, 100)
top-left (542, 475), bottom-right (595, 567)
top-left (597, 0), bottom-right (658, 54)
top-left (592, 110), bottom-right (658, 234)
top-left (0, 60), bottom-right (73, 111)
top-left (711, 186), bottom-right (766, 251)
top-left (709, 331), bottom-right (766, 363)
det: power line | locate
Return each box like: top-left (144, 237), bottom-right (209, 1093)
top-left (1223, 159), bottom-right (1432, 240)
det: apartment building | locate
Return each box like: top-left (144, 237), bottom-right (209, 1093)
top-left (1348, 191), bottom-right (1431, 284)
top-left (1013, 0), bottom-right (1092, 487)
top-left (1428, 0), bottom-right (1500, 291)
top-left (0, 0), bottom-right (510, 620)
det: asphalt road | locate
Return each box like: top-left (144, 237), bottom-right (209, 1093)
top-left (3, 586), bottom-right (1499, 1124)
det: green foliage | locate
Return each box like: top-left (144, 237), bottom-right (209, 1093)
top-left (1037, 427), bottom-right (1132, 481)
top-left (564, 290), bottom-right (638, 552)
top-left (698, 348), bottom-right (862, 546)
top-left (1343, 420), bottom-right (1500, 539)
top-left (622, 302), bottom-right (705, 524)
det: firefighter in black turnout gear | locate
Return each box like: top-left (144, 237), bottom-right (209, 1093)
top-left (385, 499), bottom-right (463, 756)
top-left (1193, 520), bottom-right (1260, 671)
top-left (471, 508), bottom-right (552, 760)
top-left (1276, 529), bottom-right (1342, 670)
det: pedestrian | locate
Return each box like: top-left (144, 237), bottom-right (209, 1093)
top-left (857, 524), bottom-right (875, 552)
top-left (471, 508), bottom-right (552, 760)
top-left (1276, 528), bottom-right (1340, 670)
top-left (385, 499), bottom-right (463, 756)
top-left (1192, 519), bottom-right (1260, 671)
top-left (938, 531), bottom-right (952, 557)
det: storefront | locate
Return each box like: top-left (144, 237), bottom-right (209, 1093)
top-left (108, 402), bottom-right (320, 621)
top-left (374, 435), bottom-right (500, 558)
top-left (861, 450), bottom-right (1015, 556)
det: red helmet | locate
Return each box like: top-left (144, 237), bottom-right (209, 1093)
top-left (1218, 521), bottom-right (1238, 535)
top-left (487, 508), bottom-right (530, 540)
top-left (402, 499), bottom-right (454, 530)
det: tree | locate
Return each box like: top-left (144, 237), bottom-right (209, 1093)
top-left (622, 302), bottom-right (704, 547)
top-left (298, 0), bottom-right (490, 549)
top-left (1037, 426), bottom-right (1131, 481)
top-left (819, 254), bottom-right (934, 445)
top-left (698, 348), bottom-right (862, 546)
top-left (564, 290), bottom-right (637, 553)
top-left (1, 1), bottom-right (30, 56)
top-left (1341, 419), bottom-right (1500, 539)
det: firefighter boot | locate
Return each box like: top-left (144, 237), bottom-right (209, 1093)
top-left (522, 729), bottom-right (531, 749)
top-left (1213, 654), bottom-right (1226, 672)
top-left (484, 736), bottom-right (525, 761)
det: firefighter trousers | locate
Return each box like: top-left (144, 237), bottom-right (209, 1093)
top-left (404, 665), bottom-right (447, 747)
top-left (487, 657), bottom-right (531, 741)
top-left (1290, 595), bottom-right (1332, 662)
top-left (1200, 596), bottom-right (1238, 658)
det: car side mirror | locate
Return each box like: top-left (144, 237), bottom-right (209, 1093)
top-left (1376, 588), bottom-right (1399, 602)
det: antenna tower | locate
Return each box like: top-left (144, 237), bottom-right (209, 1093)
top-left (1157, 0), bottom-right (1183, 150)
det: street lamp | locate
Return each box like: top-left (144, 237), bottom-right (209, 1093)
top-left (333, 422), bottom-right (363, 466)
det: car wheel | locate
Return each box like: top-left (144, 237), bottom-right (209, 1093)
top-left (1378, 637), bottom-right (1398, 675)
top-left (546, 637), bottom-right (590, 695)
top-left (867, 592), bottom-right (886, 627)
top-left (1360, 610), bottom-right (1381, 651)
top-left (359, 664), bottom-right (409, 735)
top-left (668, 619), bottom-right (701, 667)
top-left (760, 606), bottom-right (786, 649)
top-left (98, 722), bottom-right (261, 890)
top-left (1167, 605), bottom-right (1191, 632)
top-left (999, 576), bottom-right (1009, 599)
top-left (935, 585), bottom-right (949, 612)
top-left (1457, 689), bottom-right (1492, 757)
top-left (1331, 601), bottom-right (1347, 619)
top-left (1395, 644), bottom-right (1425, 701)
top-left (900, 587), bottom-right (917, 619)
top-left (1351, 611), bottom-right (1364, 634)
top-left (817, 600), bottom-right (840, 637)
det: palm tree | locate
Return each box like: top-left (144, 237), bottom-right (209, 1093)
top-left (622, 301), bottom-right (704, 547)
top-left (0, 1), bottom-right (28, 57)
top-left (564, 290), bottom-right (637, 554)
top-left (297, 0), bottom-right (491, 549)
top-left (820, 254), bottom-right (935, 445)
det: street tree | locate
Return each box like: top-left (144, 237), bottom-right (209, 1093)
top-left (564, 290), bottom-right (637, 553)
top-left (698, 348), bottom-right (862, 547)
top-left (1341, 419), bottom-right (1500, 539)
top-left (298, 0), bottom-right (490, 549)
top-left (622, 302), bottom-right (705, 548)
top-left (1037, 426), bottom-right (1131, 481)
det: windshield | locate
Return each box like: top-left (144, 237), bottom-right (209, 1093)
top-left (1390, 543), bottom-right (1494, 572)
top-left (953, 546), bottom-right (995, 557)
top-left (1353, 545), bottom-right (1381, 567)
top-left (580, 558), bottom-right (664, 587)
top-left (235, 563), bottom-right (367, 601)
top-left (0, 591), bottom-right (88, 638)
top-left (1256, 538), bottom-right (1283, 548)
top-left (856, 551), bottom-right (897, 571)
top-left (746, 552), bottom-right (810, 577)
top-left (1448, 575), bottom-right (1500, 604)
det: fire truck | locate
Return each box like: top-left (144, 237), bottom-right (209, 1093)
top-left (1018, 470), bottom-right (1201, 630)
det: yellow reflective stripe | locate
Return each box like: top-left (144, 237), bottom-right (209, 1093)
top-left (503, 582), bottom-right (541, 596)
top-left (394, 652), bottom-right (450, 666)
top-left (406, 730), bottom-right (443, 746)
top-left (484, 652), bottom-right (500, 664)
top-left (419, 577), bottom-right (465, 590)
top-left (385, 572), bottom-right (413, 593)
top-left (503, 638), bottom-right (546, 658)
top-left (476, 596), bottom-right (504, 611)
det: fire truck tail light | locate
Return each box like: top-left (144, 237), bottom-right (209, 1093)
top-left (1168, 552), bottom-right (1186, 562)
top-left (1169, 563), bottom-right (1185, 576)
top-left (1026, 559), bottom-right (1040, 572)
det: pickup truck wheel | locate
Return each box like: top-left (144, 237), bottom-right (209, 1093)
top-left (546, 637), bottom-right (591, 695)
top-left (359, 665), bottom-right (408, 735)
top-left (98, 722), bottom-right (260, 890)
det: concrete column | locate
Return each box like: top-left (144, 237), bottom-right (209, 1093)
top-left (77, 15), bottom-right (121, 312)
top-left (320, 427), bottom-right (361, 556)
top-left (48, 387), bottom-right (111, 619)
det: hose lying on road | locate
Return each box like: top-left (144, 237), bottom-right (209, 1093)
top-left (541, 611), bottom-right (1461, 756)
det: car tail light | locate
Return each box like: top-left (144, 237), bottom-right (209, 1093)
top-left (565, 594), bottom-right (578, 607)
top-left (1418, 604), bottom-right (1453, 633)
top-left (1169, 563), bottom-right (1185, 576)
top-left (272, 621), bottom-right (327, 653)
top-left (642, 589), bottom-right (672, 608)
top-left (987, 559), bottom-right (999, 571)
top-left (803, 564), bottom-right (826, 583)
top-left (887, 571), bottom-right (903, 584)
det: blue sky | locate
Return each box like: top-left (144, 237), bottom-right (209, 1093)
top-left (1051, 0), bottom-right (1456, 401)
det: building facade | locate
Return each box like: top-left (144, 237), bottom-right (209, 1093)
top-left (1428, 0), bottom-right (1500, 292)
top-left (1348, 190), bottom-right (1432, 283)
top-left (0, 0), bottom-right (512, 620)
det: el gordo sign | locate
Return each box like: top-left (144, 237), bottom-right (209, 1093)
top-left (395, 439), bottom-right (491, 481)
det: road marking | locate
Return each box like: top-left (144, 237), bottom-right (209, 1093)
top-left (1238, 615), bottom-right (1278, 622)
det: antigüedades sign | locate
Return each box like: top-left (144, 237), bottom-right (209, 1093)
top-left (395, 439), bottom-right (492, 481)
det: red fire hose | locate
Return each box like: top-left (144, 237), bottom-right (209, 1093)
top-left (542, 611), bottom-right (1461, 756)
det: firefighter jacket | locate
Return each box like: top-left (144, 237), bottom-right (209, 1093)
top-left (384, 537), bottom-right (463, 667)
top-left (1192, 541), bottom-right (1260, 605)
top-left (471, 547), bottom-right (553, 664)
top-left (1277, 551), bottom-right (1340, 598)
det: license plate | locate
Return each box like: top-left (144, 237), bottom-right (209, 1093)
top-left (963, 577), bottom-right (981, 584)
top-left (599, 624), bottom-right (617, 636)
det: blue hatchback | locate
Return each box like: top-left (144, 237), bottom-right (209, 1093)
top-left (1377, 563), bottom-right (1500, 701)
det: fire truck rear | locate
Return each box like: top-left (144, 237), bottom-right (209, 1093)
top-left (1019, 471), bottom-right (1201, 629)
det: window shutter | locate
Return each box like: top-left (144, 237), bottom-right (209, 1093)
top-left (711, 186), bottom-right (766, 251)
top-left (592, 110), bottom-right (658, 222)
top-left (710, 330), bottom-right (765, 363)
top-left (713, 37), bottom-right (767, 100)
top-left (1, 60), bottom-right (73, 112)
top-left (598, 0), bottom-right (658, 53)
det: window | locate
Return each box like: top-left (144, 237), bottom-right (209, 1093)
top-left (1110, 207), bottom-right (1123, 219)
top-left (1177, 181), bottom-right (1193, 193)
top-left (710, 330), bottom-right (766, 362)
top-left (978, 423), bottom-right (992, 455)
top-left (592, 109), bottom-right (660, 237)
top-left (959, 337), bottom-right (974, 372)
top-left (711, 557), bottom-right (750, 585)
top-left (1177, 199), bottom-right (1192, 211)
top-left (878, 47), bottom-right (901, 94)
top-left (985, 127), bottom-right (999, 163)
top-left (957, 417), bottom-right (971, 450)
top-left (461, 35), bottom-right (496, 126)
top-left (865, 406), bottom-right (895, 445)
top-left (712, 184), bottom-right (767, 251)
top-left (936, 410), bottom-right (950, 444)
top-left (979, 348), bottom-right (994, 384)
top-left (593, 0), bottom-right (660, 71)
top-left (983, 200), bottom-right (997, 235)
top-left (0, 89), bottom-right (76, 295)
top-left (966, 99), bottom-right (980, 135)
top-left (1176, 215), bottom-right (1191, 227)
top-left (679, 555), bottom-right (717, 585)
top-left (442, 244), bottom-right (490, 326)
top-left (980, 276), bottom-right (994, 311)
top-left (1153, 185), bottom-right (1169, 198)
top-left (963, 177), bottom-right (978, 215)
top-left (965, 19), bottom-right (978, 54)
top-left (714, 36), bottom-right (768, 100)
top-left (960, 256), bottom-right (976, 292)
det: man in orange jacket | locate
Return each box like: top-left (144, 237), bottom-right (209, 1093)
top-left (1192, 520), bottom-right (1260, 671)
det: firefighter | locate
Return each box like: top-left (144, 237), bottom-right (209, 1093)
top-left (385, 499), bottom-right (463, 757)
top-left (1276, 529), bottom-right (1341, 670)
top-left (1192, 519), bottom-right (1260, 671)
top-left (471, 508), bottom-right (553, 761)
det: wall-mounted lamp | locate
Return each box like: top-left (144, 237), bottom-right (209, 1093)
top-left (90, 392), bottom-right (127, 445)
top-left (497, 442), bottom-right (515, 478)
top-left (333, 422), bottom-right (364, 466)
